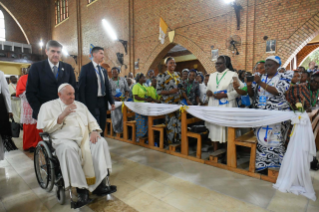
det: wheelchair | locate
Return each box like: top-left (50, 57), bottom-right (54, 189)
top-left (34, 132), bottom-right (113, 209)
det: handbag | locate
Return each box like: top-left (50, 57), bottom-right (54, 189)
top-left (10, 117), bottom-right (20, 138)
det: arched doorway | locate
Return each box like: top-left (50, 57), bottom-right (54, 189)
top-left (148, 44), bottom-right (206, 76)
top-left (285, 33), bottom-right (319, 70)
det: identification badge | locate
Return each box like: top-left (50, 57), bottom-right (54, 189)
top-left (116, 88), bottom-right (121, 94)
top-left (258, 96), bottom-right (267, 107)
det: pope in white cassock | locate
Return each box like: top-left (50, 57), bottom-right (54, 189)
top-left (37, 83), bottom-right (116, 207)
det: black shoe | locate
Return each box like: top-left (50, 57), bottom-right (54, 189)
top-left (72, 188), bottom-right (93, 209)
top-left (311, 157), bottom-right (319, 171)
top-left (92, 182), bottom-right (117, 196)
top-left (29, 147), bottom-right (36, 153)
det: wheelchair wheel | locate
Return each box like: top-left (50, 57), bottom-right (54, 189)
top-left (56, 186), bottom-right (65, 205)
top-left (34, 142), bottom-right (55, 192)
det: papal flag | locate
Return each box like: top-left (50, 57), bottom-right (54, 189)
top-left (159, 17), bottom-right (168, 44)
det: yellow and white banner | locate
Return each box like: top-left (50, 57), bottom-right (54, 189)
top-left (159, 17), bottom-right (168, 44)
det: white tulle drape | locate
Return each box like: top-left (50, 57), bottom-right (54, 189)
top-left (273, 112), bottom-right (317, 201)
top-left (107, 101), bottom-right (317, 200)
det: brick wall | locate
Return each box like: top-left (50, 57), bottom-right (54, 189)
top-left (48, 0), bottom-right (319, 77)
top-left (0, 5), bottom-right (26, 44)
top-left (1, 0), bottom-right (50, 55)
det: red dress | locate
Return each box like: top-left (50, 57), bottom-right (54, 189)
top-left (16, 75), bottom-right (42, 150)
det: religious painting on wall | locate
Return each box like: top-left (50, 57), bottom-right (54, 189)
top-left (266, 40), bottom-right (276, 53)
top-left (211, 49), bottom-right (219, 61)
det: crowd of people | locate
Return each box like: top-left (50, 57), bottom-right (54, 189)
top-left (0, 39), bottom-right (319, 206)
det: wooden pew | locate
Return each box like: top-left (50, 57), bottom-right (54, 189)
top-left (123, 106), bottom-right (137, 143)
top-left (104, 111), bottom-right (113, 137)
top-left (148, 115), bottom-right (166, 151)
top-left (180, 111), bottom-right (206, 161)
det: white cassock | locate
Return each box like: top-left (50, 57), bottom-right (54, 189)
top-left (8, 83), bottom-right (21, 123)
top-left (205, 69), bottom-right (244, 143)
top-left (37, 99), bottom-right (112, 191)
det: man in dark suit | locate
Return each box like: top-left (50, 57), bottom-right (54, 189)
top-left (26, 40), bottom-right (76, 120)
top-left (79, 47), bottom-right (115, 136)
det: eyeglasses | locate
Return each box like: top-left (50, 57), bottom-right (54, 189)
top-left (215, 62), bottom-right (223, 65)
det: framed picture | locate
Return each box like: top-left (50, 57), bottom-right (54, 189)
top-left (266, 40), bottom-right (276, 53)
top-left (211, 49), bottom-right (219, 61)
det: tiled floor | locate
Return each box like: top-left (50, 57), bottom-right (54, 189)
top-left (0, 134), bottom-right (318, 212)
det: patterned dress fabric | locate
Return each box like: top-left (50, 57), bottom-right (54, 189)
top-left (182, 80), bottom-right (200, 105)
top-left (110, 77), bottom-right (130, 133)
top-left (156, 71), bottom-right (182, 144)
top-left (132, 83), bottom-right (148, 138)
top-left (252, 72), bottom-right (292, 171)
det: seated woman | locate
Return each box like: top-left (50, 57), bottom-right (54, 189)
top-left (132, 73), bottom-right (156, 139)
top-left (247, 56), bottom-right (291, 173)
top-left (109, 67), bottom-right (130, 133)
top-left (156, 57), bottom-right (182, 144)
top-left (147, 76), bottom-right (161, 103)
top-left (206, 55), bottom-right (244, 151)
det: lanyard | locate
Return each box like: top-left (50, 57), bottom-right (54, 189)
top-left (167, 71), bottom-right (178, 85)
top-left (112, 77), bottom-right (120, 87)
top-left (260, 72), bottom-right (278, 94)
top-left (309, 85), bottom-right (319, 107)
top-left (137, 83), bottom-right (147, 92)
top-left (216, 71), bottom-right (228, 88)
top-left (187, 81), bottom-right (193, 95)
top-left (11, 84), bottom-right (16, 91)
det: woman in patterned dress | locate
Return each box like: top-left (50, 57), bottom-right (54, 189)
top-left (109, 67), bottom-right (130, 133)
top-left (156, 57), bottom-right (182, 144)
top-left (247, 56), bottom-right (292, 173)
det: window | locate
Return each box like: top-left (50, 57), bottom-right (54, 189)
top-left (55, 0), bottom-right (68, 25)
top-left (0, 10), bottom-right (5, 41)
top-left (87, 0), bottom-right (96, 4)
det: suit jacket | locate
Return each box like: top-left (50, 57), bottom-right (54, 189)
top-left (26, 60), bottom-right (76, 119)
top-left (78, 62), bottom-right (114, 117)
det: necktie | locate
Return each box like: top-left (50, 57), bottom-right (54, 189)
top-left (97, 65), bottom-right (106, 95)
top-left (53, 66), bottom-right (58, 79)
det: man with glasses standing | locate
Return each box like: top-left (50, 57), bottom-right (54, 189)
top-left (26, 40), bottom-right (76, 120)
top-left (79, 47), bottom-right (115, 136)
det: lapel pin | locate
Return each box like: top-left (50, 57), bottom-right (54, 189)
top-left (62, 68), bottom-right (64, 71)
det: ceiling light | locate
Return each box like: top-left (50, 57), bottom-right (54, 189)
top-left (102, 19), bottom-right (118, 41)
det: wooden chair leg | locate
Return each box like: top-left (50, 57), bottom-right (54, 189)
top-left (149, 128), bottom-right (155, 146)
top-left (196, 136), bottom-right (202, 159)
top-left (249, 143), bottom-right (256, 172)
top-left (104, 123), bottom-right (108, 137)
top-left (110, 123), bottom-right (113, 137)
top-left (132, 125), bottom-right (136, 142)
top-left (159, 129), bottom-right (164, 149)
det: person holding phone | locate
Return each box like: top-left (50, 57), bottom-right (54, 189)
top-left (156, 57), bottom-right (182, 144)
top-left (205, 55), bottom-right (244, 151)
top-left (247, 56), bottom-right (291, 173)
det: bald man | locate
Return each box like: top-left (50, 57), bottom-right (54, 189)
top-left (37, 83), bottom-right (116, 208)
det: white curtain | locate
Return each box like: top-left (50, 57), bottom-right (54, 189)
top-left (273, 112), bottom-right (317, 201)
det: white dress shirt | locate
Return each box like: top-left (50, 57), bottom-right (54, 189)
top-left (92, 61), bottom-right (105, 97)
top-left (48, 59), bottom-right (59, 73)
top-left (0, 71), bottom-right (11, 112)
